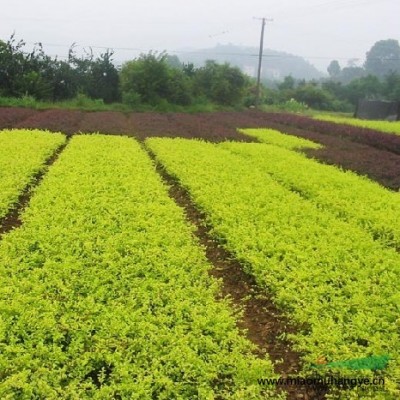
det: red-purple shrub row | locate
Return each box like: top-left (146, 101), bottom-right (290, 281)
top-left (1, 107), bottom-right (399, 189)
top-left (78, 112), bottom-right (130, 135)
top-left (15, 109), bottom-right (85, 135)
top-left (249, 118), bottom-right (400, 191)
top-left (263, 113), bottom-right (400, 155)
top-left (0, 108), bottom-right (267, 141)
top-left (127, 112), bottom-right (261, 142)
top-left (0, 107), bottom-right (39, 129)
top-left (306, 144), bottom-right (400, 191)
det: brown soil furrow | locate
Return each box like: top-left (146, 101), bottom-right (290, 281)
top-left (0, 139), bottom-right (70, 237)
top-left (144, 145), bottom-right (327, 400)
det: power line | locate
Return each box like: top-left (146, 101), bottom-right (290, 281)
top-left (18, 41), bottom-right (400, 62)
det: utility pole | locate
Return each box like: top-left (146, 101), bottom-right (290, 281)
top-left (254, 17), bottom-right (272, 108)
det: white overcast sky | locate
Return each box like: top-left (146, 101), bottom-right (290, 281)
top-left (1, 0), bottom-right (399, 72)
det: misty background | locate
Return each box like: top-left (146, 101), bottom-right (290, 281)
top-left (1, 0), bottom-right (399, 80)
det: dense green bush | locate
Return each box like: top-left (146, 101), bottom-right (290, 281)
top-left (193, 60), bottom-right (249, 106)
top-left (120, 54), bottom-right (250, 107)
top-left (0, 35), bottom-right (120, 103)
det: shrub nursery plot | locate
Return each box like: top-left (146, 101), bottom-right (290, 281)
top-left (0, 107), bottom-right (39, 130)
top-left (0, 134), bottom-right (280, 399)
top-left (314, 114), bottom-right (400, 136)
top-left (0, 129), bottom-right (66, 220)
top-left (147, 137), bottom-right (400, 399)
top-left (222, 139), bottom-right (400, 251)
top-left (1, 107), bottom-right (400, 191)
top-left (239, 128), bottom-right (322, 150)
top-left (15, 109), bottom-right (85, 136)
top-left (251, 118), bottom-right (400, 191)
top-left (263, 112), bottom-right (400, 155)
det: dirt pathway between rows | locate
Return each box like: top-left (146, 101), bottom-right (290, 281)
top-left (0, 138), bottom-right (70, 237)
top-left (144, 144), bottom-right (328, 400)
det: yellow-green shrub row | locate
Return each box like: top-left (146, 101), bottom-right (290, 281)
top-left (0, 129), bottom-right (66, 219)
top-left (314, 114), bottom-right (400, 136)
top-left (147, 138), bottom-right (400, 399)
top-left (221, 142), bottom-right (400, 251)
top-left (239, 128), bottom-right (322, 150)
top-left (0, 135), bottom-right (280, 399)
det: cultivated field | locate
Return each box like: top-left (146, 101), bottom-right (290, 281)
top-left (314, 114), bottom-right (400, 136)
top-left (0, 107), bottom-right (399, 399)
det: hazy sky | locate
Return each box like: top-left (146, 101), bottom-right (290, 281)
top-left (1, 0), bottom-right (399, 72)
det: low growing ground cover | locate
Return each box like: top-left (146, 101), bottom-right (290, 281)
top-left (0, 135), bottom-right (280, 399)
top-left (148, 138), bottom-right (399, 399)
top-left (0, 129), bottom-right (66, 220)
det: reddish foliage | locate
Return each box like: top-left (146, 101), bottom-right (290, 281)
top-left (78, 112), bottom-right (130, 135)
top-left (258, 119), bottom-right (400, 191)
top-left (127, 112), bottom-right (266, 142)
top-left (263, 112), bottom-right (400, 155)
top-left (15, 109), bottom-right (84, 135)
top-left (1, 107), bottom-right (399, 190)
top-left (0, 107), bottom-right (39, 129)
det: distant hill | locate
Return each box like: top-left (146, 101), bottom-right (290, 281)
top-left (177, 44), bottom-right (323, 81)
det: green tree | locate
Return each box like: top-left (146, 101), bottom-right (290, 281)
top-left (339, 66), bottom-right (366, 84)
top-left (0, 36), bottom-right (62, 100)
top-left (120, 52), bottom-right (192, 106)
top-left (166, 68), bottom-right (192, 105)
top-left (0, 35), bottom-right (29, 97)
top-left (291, 83), bottom-right (337, 110)
top-left (327, 60), bottom-right (341, 78)
top-left (383, 72), bottom-right (400, 101)
top-left (344, 75), bottom-right (383, 105)
top-left (87, 51), bottom-right (120, 103)
top-left (49, 60), bottom-right (79, 101)
top-left (364, 39), bottom-right (400, 79)
top-left (194, 60), bottom-right (248, 106)
top-left (165, 54), bottom-right (182, 69)
top-left (278, 75), bottom-right (295, 91)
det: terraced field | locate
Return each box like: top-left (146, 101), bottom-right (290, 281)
top-left (0, 109), bottom-right (399, 399)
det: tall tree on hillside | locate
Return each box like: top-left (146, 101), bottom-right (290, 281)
top-left (327, 60), bottom-right (341, 79)
top-left (364, 39), bottom-right (400, 79)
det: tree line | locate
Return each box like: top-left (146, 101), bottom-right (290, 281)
top-left (266, 39), bottom-right (400, 112)
top-left (1, 35), bottom-right (400, 112)
top-left (0, 35), bottom-right (252, 108)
